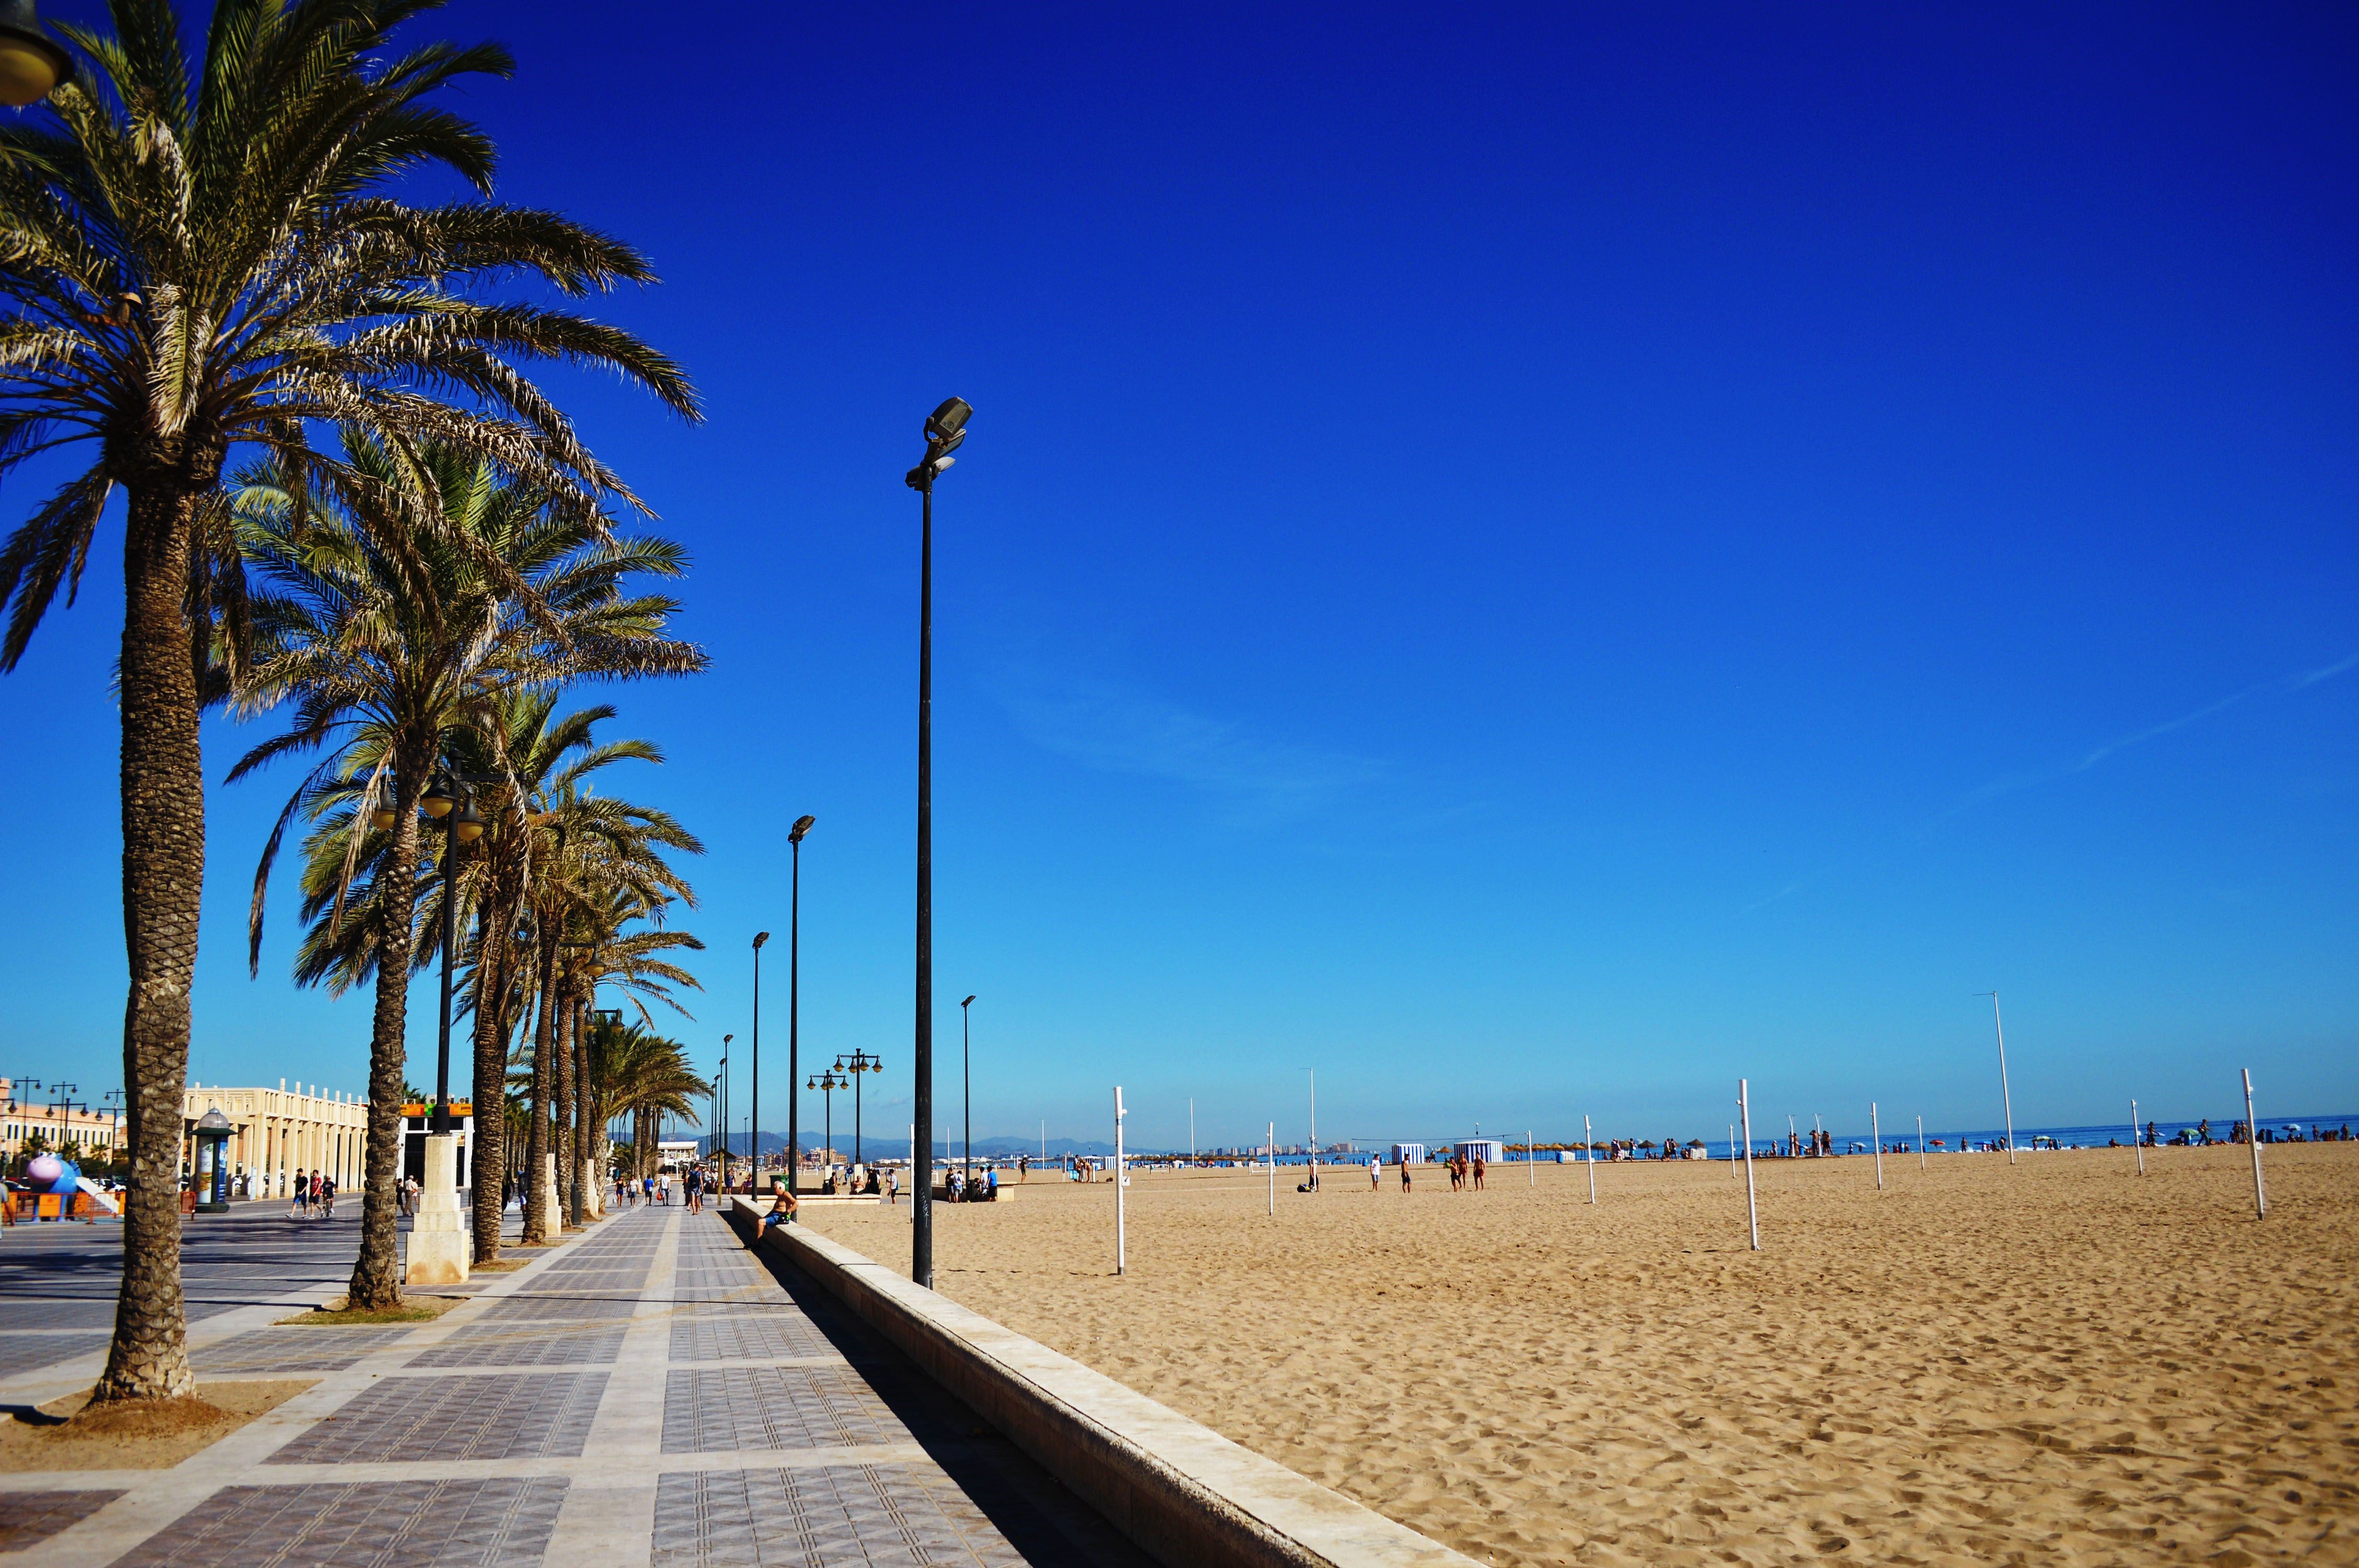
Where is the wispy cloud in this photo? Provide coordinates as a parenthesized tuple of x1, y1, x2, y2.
(1936, 651, 2358, 824)
(997, 670, 1383, 827)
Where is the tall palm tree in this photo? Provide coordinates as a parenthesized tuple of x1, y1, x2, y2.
(523, 797, 700, 1229)
(589, 1020, 707, 1182)
(0, 0, 694, 1400)
(231, 440, 701, 1307)
(444, 693, 658, 1261)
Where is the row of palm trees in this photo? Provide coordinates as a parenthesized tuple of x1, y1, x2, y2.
(0, 1, 702, 1402)
(233, 434, 707, 1300)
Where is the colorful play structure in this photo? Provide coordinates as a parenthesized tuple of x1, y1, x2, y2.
(5, 1150, 119, 1223)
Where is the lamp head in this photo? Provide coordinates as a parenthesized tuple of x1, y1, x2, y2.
(752, 931, 771, 950)
(420, 771, 457, 818)
(963, 995, 976, 1007)
(0, 0, 72, 109)
(453, 796, 486, 843)
(925, 397, 972, 441)
(789, 814, 815, 843)
(724, 1033, 734, 1046)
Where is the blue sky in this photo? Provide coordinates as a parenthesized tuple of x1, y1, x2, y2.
(2, 2, 2353, 1152)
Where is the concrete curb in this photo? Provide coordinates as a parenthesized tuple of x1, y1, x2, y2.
(728, 1198, 1478, 1568)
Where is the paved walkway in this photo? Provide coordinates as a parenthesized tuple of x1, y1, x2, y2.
(0, 1204, 1146, 1566)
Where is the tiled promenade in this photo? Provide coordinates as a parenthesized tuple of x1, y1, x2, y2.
(0, 1205, 1146, 1566)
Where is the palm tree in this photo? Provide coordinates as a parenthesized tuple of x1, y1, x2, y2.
(231, 441, 701, 1307)
(443, 692, 674, 1261)
(525, 801, 701, 1229)
(0, 0, 695, 1400)
(589, 1020, 707, 1183)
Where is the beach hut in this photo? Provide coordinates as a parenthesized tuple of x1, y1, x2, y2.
(1391, 1143, 1428, 1166)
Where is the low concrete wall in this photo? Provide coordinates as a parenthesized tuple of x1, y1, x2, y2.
(729, 1198, 1476, 1568)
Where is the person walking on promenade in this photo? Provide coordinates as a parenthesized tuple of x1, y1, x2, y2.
(320, 1174, 336, 1220)
(290, 1172, 307, 1219)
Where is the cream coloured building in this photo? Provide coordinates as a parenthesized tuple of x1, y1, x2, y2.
(182, 1079, 369, 1197)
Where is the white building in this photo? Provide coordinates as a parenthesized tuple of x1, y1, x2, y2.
(1390, 1143, 1427, 1166)
(656, 1139, 700, 1171)
(1458, 1139, 1505, 1165)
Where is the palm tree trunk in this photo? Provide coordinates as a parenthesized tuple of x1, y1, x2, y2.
(348, 755, 427, 1310)
(93, 480, 204, 1405)
(468, 908, 508, 1263)
(554, 975, 574, 1225)
(522, 935, 556, 1243)
(572, 989, 593, 1217)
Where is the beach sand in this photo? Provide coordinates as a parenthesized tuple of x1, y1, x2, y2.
(803, 1143, 2358, 1566)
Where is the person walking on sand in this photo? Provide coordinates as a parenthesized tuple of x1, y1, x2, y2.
(1401, 1159, 1413, 1192)
(1370, 1156, 1382, 1191)
(1472, 1153, 1486, 1190)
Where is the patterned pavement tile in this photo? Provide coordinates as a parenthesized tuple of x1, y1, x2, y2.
(669, 1313, 832, 1365)
(192, 1327, 414, 1375)
(407, 1323, 627, 1369)
(480, 1293, 639, 1323)
(649, 1467, 1026, 1567)
(661, 1367, 908, 1454)
(270, 1372, 609, 1463)
(0, 1330, 110, 1377)
(112, 1477, 567, 1567)
(0, 1488, 124, 1552)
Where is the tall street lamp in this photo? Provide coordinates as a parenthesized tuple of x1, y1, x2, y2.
(787, 814, 815, 1194)
(906, 395, 970, 1288)
(751, 933, 771, 1187)
(715, 1033, 731, 1192)
(838, 1050, 884, 1171)
(961, 995, 977, 1187)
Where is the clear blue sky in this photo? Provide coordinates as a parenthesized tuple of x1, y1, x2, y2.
(3, 3, 2353, 1152)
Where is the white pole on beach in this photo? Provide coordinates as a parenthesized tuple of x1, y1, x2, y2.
(1528, 1129, 1535, 1187)
(2242, 1069, 2265, 1219)
(1983, 990, 2017, 1165)
(1730, 1122, 1737, 1178)
(1113, 1086, 1127, 1275)
(1189, 1098, 1195, 1161)
(1584, 1114, 1596, 1203)
(1307, 1069, 1318, 1192)
(2131, 1098, 2144, 1176)
(1739, 1079, 1759, 1250)
(1871, 1103, 1883, 1189)
(1267, 1121, 1275, 1215)
(1916, 1115, 1926, 1172)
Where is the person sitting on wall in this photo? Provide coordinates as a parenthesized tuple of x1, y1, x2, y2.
(762, 1187, 798, 1231)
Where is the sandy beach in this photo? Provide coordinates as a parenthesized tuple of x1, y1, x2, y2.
(802, 1143, 2358, 1566)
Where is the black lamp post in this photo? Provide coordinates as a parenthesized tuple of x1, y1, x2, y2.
(787, 814, 815, 1194)
(421, 774, 486, 1136)
(0, 1, 73, 109)
(716, 1033, 732, 1192)
(807, 1067, 845, 1173)
(906, 395, 970, 1287)
(751, 932, 770, 1187)
(837, 1050, 883, 1171)
(961, 995, 977, 1189)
